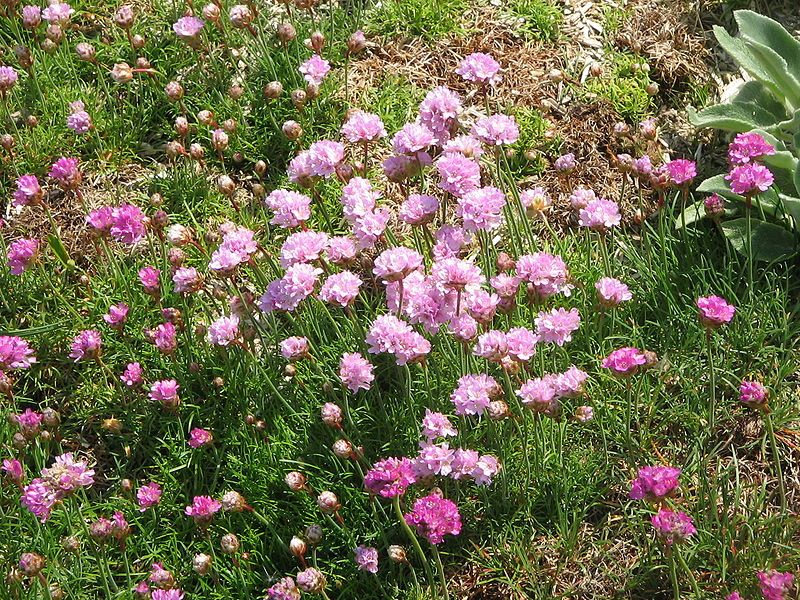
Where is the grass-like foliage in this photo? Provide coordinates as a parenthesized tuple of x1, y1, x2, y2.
(0, 1, 798, 600)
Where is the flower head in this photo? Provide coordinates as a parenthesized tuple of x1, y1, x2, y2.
(535, 307, 580, 346)
(354, 545, 379, 574)
(665, 159, 697, 186)
(728, 132, 775, 165)
(450, 373, 500, 416)
(697, 295, 735, 328)
(185, 495, 221, 523)
(69, 330, 102, 362)
(739, 380, 768, 406)
(0, 336, 36, 370)
(629, 466, 681, 501)
(578, 199, 621, 232)
(457, 186, 505, 232)
(421, 409, 458, 442)
(341, 111, 387, 143)
(471, 114, 519, 146)
(601, 347, 647, 376)
(49, 157, 81, 189)
(299, 54, 330, 86)
(595, 277, 632, 307)
(338, 352, 374, 392)
(173, 15, 204, 40)
(651, 509, 696, 545)
(137, 482, 162, 511)
(188, 428, 213, 448)
(726, 163, 774, 196)
(456, 53, 501, 86)
(13, 175, 42, 207)
(404, 493, 462, 545)
(757, 570, 794, 600)
(7, 238, 39, 275)
(364, 457, 416, 498)
(436, 153, 481, 198)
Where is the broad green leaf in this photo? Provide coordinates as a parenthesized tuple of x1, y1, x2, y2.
(743, 39, 800, 107)
(713, 26, 784, 100)
(795, 167, 800, 200)
(735, 11, 800, 76)
(674, 199, 705, 229)
(696, 175, 743, 201)
(727, 81, 787, 120)
(687, 103, 782, 133)
(47, 234, 71, 268)
(721, 218, 797, 262)
(778, 193, 800, 226)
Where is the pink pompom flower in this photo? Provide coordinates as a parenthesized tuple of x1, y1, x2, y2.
(364, 457, 416, 498)
(137, 482, 162, 511)
(578, 199, 621, 232)
(280, 336, 310, 361)
(185, 495, 221, 524)
(757, 570, 795, 600)
(339, 352, 374, 392)
(69, 330, 102, 362)
(696, 295, 735, 328)
(726, 163, 774, 197)
(354, 545, 379, 574)
(456, 52, 501, 86)
(7, 238, 39, 275)
(341, 111, 387, 144)
(13, 175, 42, 207)
(103, 303, 130, 329)
(665, 159, 696, 186)
(299, 54, 330, 86)
(457, 186, 505, 232)
(404, 493, 462, 545)
(601, 347, 647, 376)
(49, 157, 81, 190)
(651, 508, 696, 545)
(728, 132, 775, 166)
(739, 380, 768, 407)
(595, 277, 632, 307)
(629, 465, 681, 501)
(188, 428, 213, 448)
(450, 373, 500, 416)
(534, 307, 580, 346)
(471, 114, 519, 146)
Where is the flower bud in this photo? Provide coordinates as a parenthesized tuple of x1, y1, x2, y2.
(42, 407, 60, 427)
(574, 405, 594, 422)
(305, 82, 320, 100)
(229, 4, 253, 28)
(202, 3, 220, 21)
(165, 81, 184, 102)
(589, 62, 603, 77)
(213, 376, 225, 388)
(254, 160, 267, 178)
(111, 62, 134, 84)
(320, 403, 342, 428)
(309, 30, 325, 52)
(277, 22, 296, 44)
(296, 568, 326, 594)
(131, 34, 145, 49)
(387, 545, 407, 563)
(197, 109, 215, 126)
(211, 128, 229, 151)
(547, 68, 563, 83)
(289, 536, 307, 558)
(487, 400, 510, 420)
(168, 247, 185, 267)
(12, 432, 26, 450)
(120, 479, 133, 493)
(174, 116, 189, 137)
(264, 81, 283, 99)
(114, 5, 135, 29)
(229, 84, 244, 100)
(150, 193, 163, 207)
(347, 30, 366, 55)
(193, 553, 213, 575)
(305, 524, 323, 545)
(46, 24, 64, 43)
(41, 38, 58, 54)
(495, 252, 515, 272)
(15, 46, 33, 69)
(165, 141, 185, 158)
(703, 193, 724, 219)
(102, 418, 123, 433)
(221, 533, 240, 554)
(222, 118, 237, 133)
(282, 120, 302, 141)
(332, 438, 353, 459)
(291, 89, 307, 110)
(316, 491, 340, 514)
(0, 134, 14, 152)
(189, 143, 205, 160)
(645, 82, 659, 96)
(62, 536, 81, 553)
(217, 175, 235, 196)
(221, 490, 248, 512)
(285, 471, 306, 492)
(18, 553, 45, 577)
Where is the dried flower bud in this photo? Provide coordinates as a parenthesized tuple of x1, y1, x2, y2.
(264, 81, 283, 99)
(309, 30, 325, 52)
(165, 81, 184, 102)
(62, 536, 81, 553)
(221, 533, 240, 554)
(42, 407, 60, 427)
(18, 553, 45, 577)
(40, 38, 58, 54)
(168, 247, 186, 267)
(46, 24, 64, 43)
(547, 69, 563, 83)
(251, 183, 265, 199)
(229, 4, 253, 28)
(110, 62, 134, 83)
(102, 418, 123, 433)
(285, 471, 306, 492)
(221, 490, 248, 512)
(0, 134, 14, 152)
(131, 34, 145, 49)
(254, 160, 267, 178)
(15, 46, 33, 69)
(222, 118, 237, 133)
(289, 536, 307, 558)
(589, 63, 603, 77)
(12, 432, 27, 450)
(305, 82, 320, 100)
(202, 3, 220, 21)
(120, 479, 133, 493)
(165, 141, 185, 158)
(282, 120, 302, 141)
(332, 439, 353, 459)
(645, 82, 659, 96)
(388, 545, 407, 563)
(217, 175, 235, 197)
(277, 22, 296, 44)
(193, 553, 213, 575)
(487, 400, 510, 420)
(320, 403, 342, 428)
(229, 84, 244, 100)
(189, 143, 205, 160)
(496, 252, 515, 272)
(305, 524, 323, 545)
(347, 30, 366, 55)
(213, 376, 224, 388)
(26, 115, 38, 128)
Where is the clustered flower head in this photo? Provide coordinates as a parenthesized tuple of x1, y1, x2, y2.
(629, 465, 681, 501)
(757, 570, 795, 600)
(404, 493, 462, 545)
(651, 508, 696, 545)
(728, 132, 775, 165)
(456, 52, 501, 86)
(0, 336, 37, 370)
(601, 347, 647, 376)
(354, 545, 379, 574)
(726, 163, 774, 196)
(338, 352, 374, 392)
(697, 295, 736, 328)
(22, 453, 95, 522)
(364, 457, 416, 498)
(739, 380, 768, 407)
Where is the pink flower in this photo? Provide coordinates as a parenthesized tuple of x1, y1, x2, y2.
(554, 152, 576, 172)
(325, 236, 357, 265)
(516, 252, 571, 298)
(307, 140, 344, 177)
(2, 458, 24, 485)
(392, 122, 436, 155)
(444, 135, 483, 158)
(534, 307, 580, 346)
(365, 314, 411, 355)
(517, 378, 557, 413)
(338, 352, 374, 392)
(696, 295, 735, 328)
(188, 428, 213, 448)
(265, 190, 312, 229)
(757, 570, 794, 600)
(137, 482, 162, 511)
(149, 379, 180, 408)
(207, 315, 239, 346)
(139, 266, 161, 294)
(22, 6, 42, 28)
(210, 225, 258, 271)
(185, 495, 221, 523)
(150, 322, 177, 355)
(399, 194, 439, 225)
(48, 157, 81, 189)
(299, 54, 330, 86)
(651, 509, 696, 545)
(551, 366, 588, 397)
(726, 163, 774, 196)
(353, 208, 392, 250)
(42, 1, 73, 24)
(629, 466, 681, 501)
(456, 52, 500, 86)
(280, 336, 309, 361)
(665, 159, 696, 186)
(436, 153, 481, 198)
(373, 247, 422, 282)
(414, 443, 455, 478)
(364, 457, 416, 498)
(120, 362, 143, 387)
(433, 224, 469, 261)
(341, 111, 387, 143)
(0, 66, 19, 93)
(67, 101, 92, 134)
(13, 175, 42, 207)
(421, 409, 458, 442)
(432, 258, 485, 292)
(451, 448, 479, 480)
(267, 577, 300, 600)
(471, 454, 501, 485)
(280, 230, 329, 268)
(569, 186, 596, 210)
(320, 271, 362, 307)
(450, 373, 500, 416)
(41, 453, 95, 492)
(520, 186, 551, 215)
(728, 132, 775, 165)
(354, 545, 379, 574)
(601, 347, 646, 376)
(152, 590, 184, 600)
(595, 277, 632, 307)
(15, 408, 43, 434)
(418, 87, 461, 145)
(473, 330, 507, 362)
(7, 238, 39, 275)
(404, 493, 461, 545)
(172, 267, 203, 294)
(465, 289, 498, 324)
(69, 330, 102, 361)
(0, 336, 36, 370)
(21, 479, 58, 521)
(578, 199, 621, 231)
(87, 206, 115, 234)
(471, 114, 519, 146)
(341, 177, 380, 223)
(173, 15, 204, 40)
(103, 303, 129, 328)
(506, 327, 537, 362)
(739, 380, 767, 406)
(457, 186, 505, 232)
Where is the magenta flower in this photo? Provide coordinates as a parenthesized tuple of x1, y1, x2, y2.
(373, 247, 422, 282)
(726, 163, 774, 196)
(354, 545, 379, 574)
(728, 132, 775, 165)
(149, 379, 180, 408)
(551, 365, 589, 398)
(299, 54, 330, 86)
(457, 186, 505, 232)
(404, 493, 462, 545)
(436, 153, 481, 198)
(110, 203, 147, 244)
(152, 589, 184, 600)
(67, 100, 92, 134)
(137, 482, 162, 511)
(338, 352, 374, 392)
(0, 336, 36, 370)
(595, 277, 632, 307)
(629, 466, 681, 501)
(151, 322, 177, 355)
(516, 252, 571, 299)
(739, 380, 768, 406)
(757, 570, 794, 600)
(48, 157, 81, 189)
(352, 208, 391, 250)
(13, 175, 42, 207)
(267, 577, 300, 600)
(413, 442, 455, 478)
(471, 114, 519, 146)
(7, 238, 39, 275)
(2, 458, 24, 485)
(471, 454, 501, 486)
(188, 428, 213, 448)
(207, 315, 239, 346)
(280, 336, 310, 361)
(103, 302, 129, 329)
(0, 66, 19, 95)
(651, 508, 696, 545)
(450, 373, 500, 416)
(665, 159, 697, 186)
(15, 408, 43, 436)
(172, 266, 203, 294)
(451, 448, 479, 480)
(42, 453, 95, 492)
(601, 347, 647, 376)
(696, 295, 735, 328)
(120, 362, 144, 387)
(341, 111, 387, 143)
(418, 86, 461, 145)
(21, 479, 58, 522)
(534, 307, 580, 346)
(364, 457, 416, 498)
(421, 409, 458, 442)
(280, 230, 329, 268)
(456, 52, 500, 86)
(138, 266, 161, 294)
(185, 495, 222, 524)
(69, 329, 102, 361)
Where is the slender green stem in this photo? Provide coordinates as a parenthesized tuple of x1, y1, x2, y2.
(430, 545, 450, 600)
(674, 546, 701, 598)
(393, 496, 435, 587)
(764, 413, 787, 514)
(705, 330, 716, 430)
(669, 552, 681, 600)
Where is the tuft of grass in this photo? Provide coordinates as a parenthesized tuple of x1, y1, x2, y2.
(359, 75, 425, 135)
(506, 106, 560, 178)
(506, 0, 562, 42)
(365, 0, 469, 41)
(582, 51, 653, 122)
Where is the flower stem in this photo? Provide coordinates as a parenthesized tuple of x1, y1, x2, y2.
(393, 496, 435, 587)
(705, 329, 716, 430)
(764, 412, 787, 514)
(430, 545, 450, 600)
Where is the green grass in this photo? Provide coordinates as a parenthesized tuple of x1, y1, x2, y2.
(506, 0, 562, 42)
(582, 51, 653, 122)
(365, 0, 469, 41)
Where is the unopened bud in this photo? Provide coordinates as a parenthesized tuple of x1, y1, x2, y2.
(282, 120, 302, 141)
(285, 471, 306, 492)
(277, 22, 296, 44)
(290, 536, 307, 558)
(291, 89, 307, 110)
(316, 491, 340, 514)
(193, 553, 213, 575)
(347, 30, 366, 55)
(217, 175, 235, 196)
(332, 438, 353, 459)
(165, 81, 184, 102)
(197, 109, 215, 126)
(131, 34, 145, 49)
(388, 545, 407, 563)
(220, 533, 240, 554)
